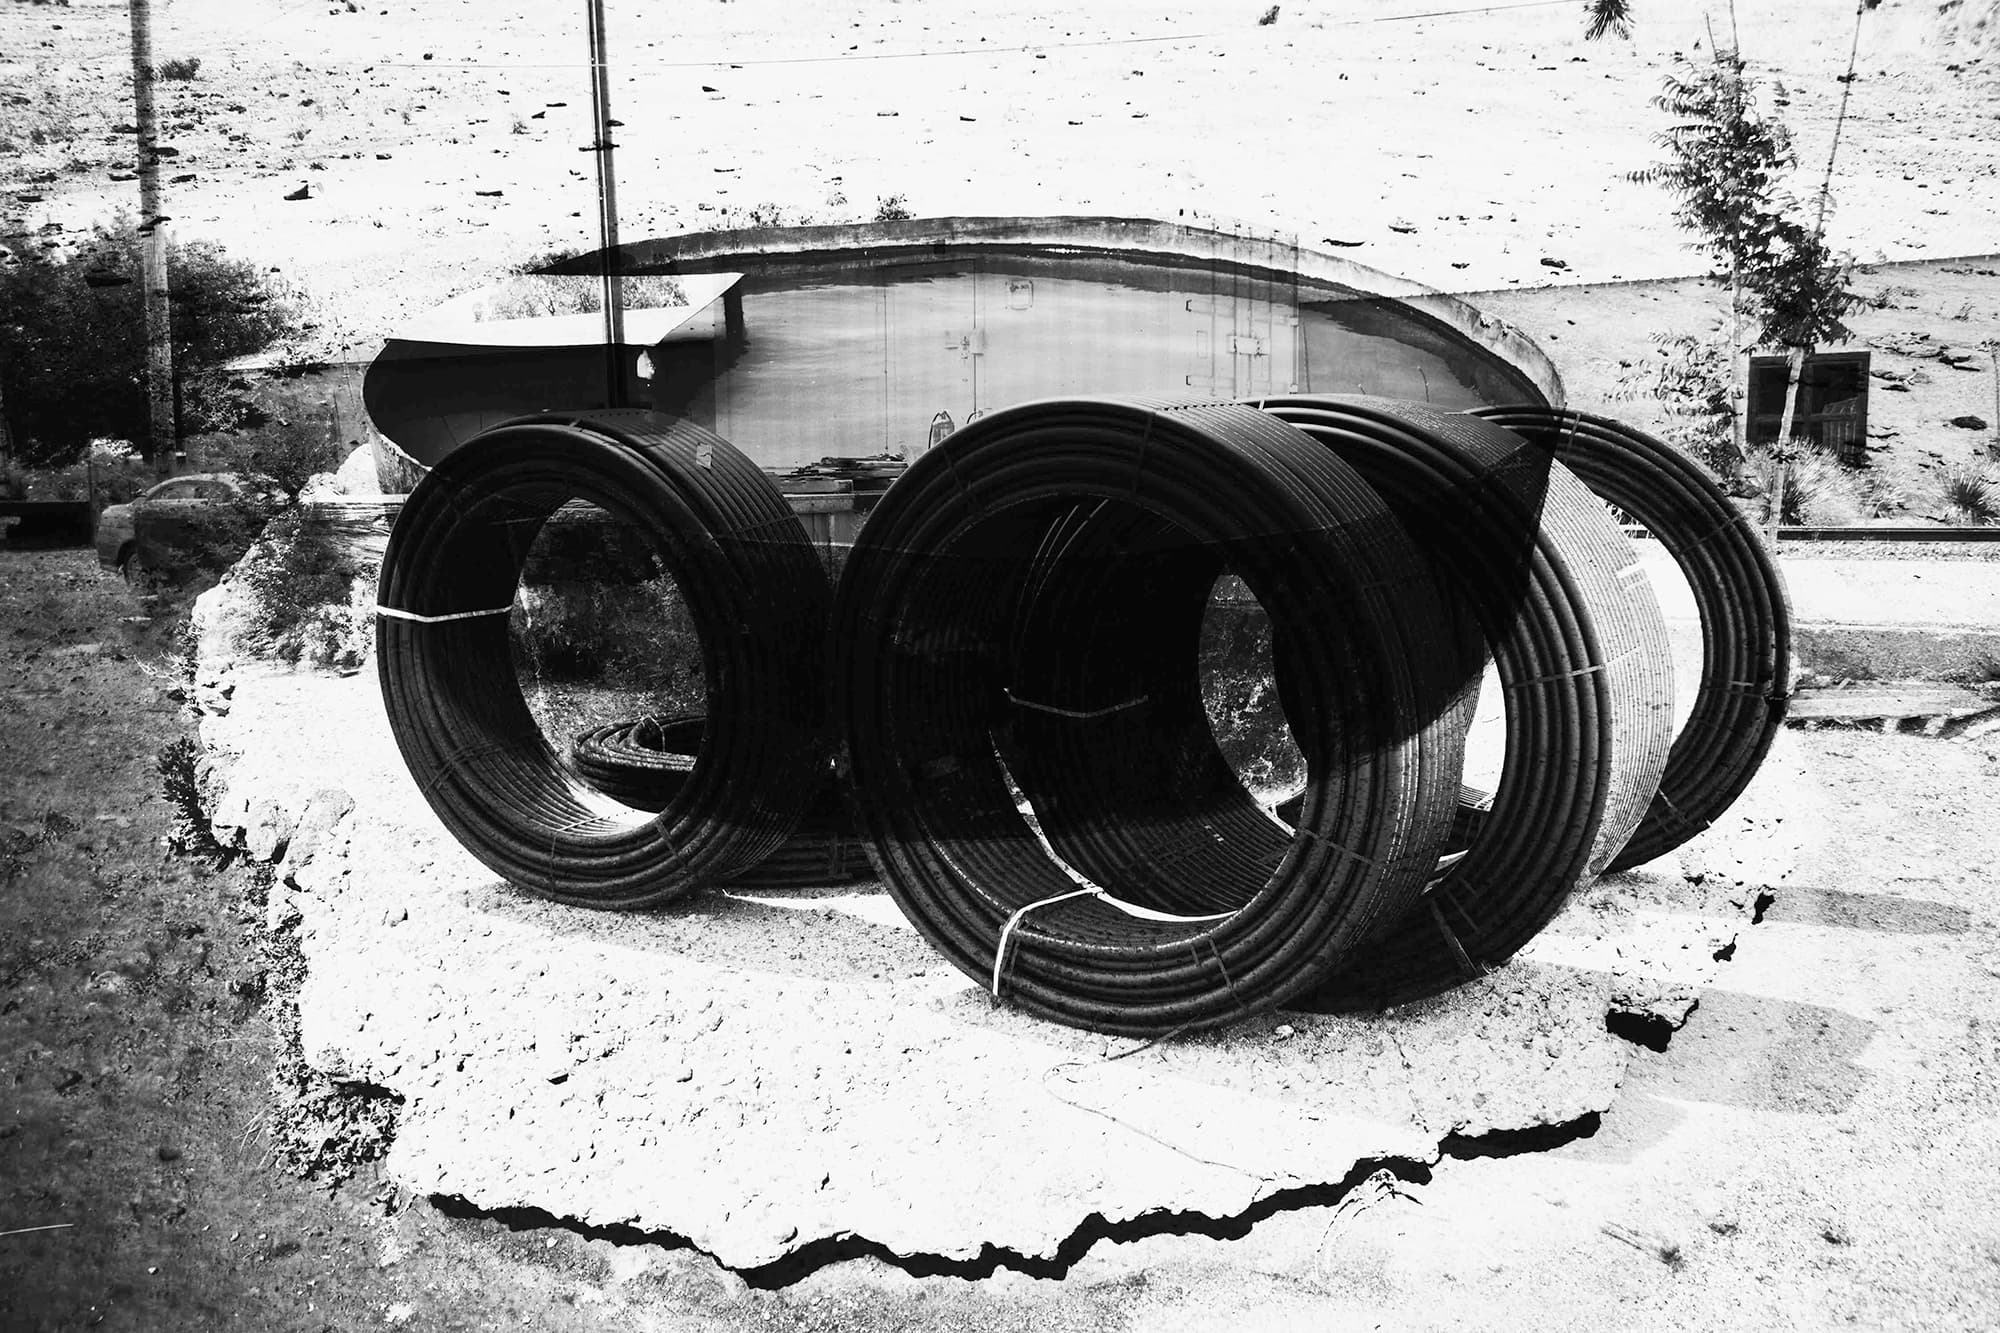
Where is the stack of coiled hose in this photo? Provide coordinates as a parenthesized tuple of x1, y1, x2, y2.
(570, 713, 873, 887)
(1249, 397, 1675, 1009)
(1467, 406, 1791, 870)
(376, 410, 831, 909)
(376, 395, 1788, 1036)
(830, 399, 1472, 1034)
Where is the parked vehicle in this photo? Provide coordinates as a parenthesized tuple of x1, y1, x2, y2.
(0, 499, 94, 549)
(94, 473, 266, 584)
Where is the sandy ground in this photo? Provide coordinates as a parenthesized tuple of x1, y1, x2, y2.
(3, 0, 1997, 368)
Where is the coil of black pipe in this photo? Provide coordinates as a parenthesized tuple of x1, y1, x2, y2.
(570, 714, 874, 888)
(989, 458, 1482, 921)
(376, 409, 832, 909)
(1003, 395, 1673, 1007)
(1469, 405, 1791, 871)
(833, 396, 1470, 1036)
(570, 714, 703, 810)
(1249, 397, 1675, 1007)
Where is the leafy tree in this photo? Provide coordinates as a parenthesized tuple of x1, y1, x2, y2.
(1629, 47, 1853, 478)
(1583, 0, 1634, 42)
(1629, 48, 1796, 309)
(0, 217, 290, 467)
(1748, 217, 1856, 456)
(1616, 332, 1737, 475)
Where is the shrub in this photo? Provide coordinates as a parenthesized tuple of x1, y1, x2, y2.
(509, 509, 708, 719)
(157, 736, 228, 860)
(1941, 465, 1998, 525)
(510, 243, 586, 274)
(1615, 331, 1738, 476)
(233, 511, 372, 668)
(874, 194, 912, 222)
(156, 57, 201, 81)
(454, 273, 690, 322)
(1740, 445, 1867, 526)
(0, 218, 291, 467)
(131, 491, 268, 590)
(204, 414, 349, 506)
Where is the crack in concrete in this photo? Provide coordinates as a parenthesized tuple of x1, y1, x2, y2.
(1604, 1003, 1696, 1054)
(1601, 869, 1782, 1054)
(425, 1113, 1605, 1288)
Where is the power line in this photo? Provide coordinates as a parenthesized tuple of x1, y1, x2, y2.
(1814, 0, 1868, 240)
(363, 0, 1575, 73)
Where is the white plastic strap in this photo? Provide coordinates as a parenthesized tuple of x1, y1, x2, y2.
(375, 604, 515, 624)
(1004, 688, 1149, 721)
(1098, 896, 1237, 925)
(991, 887, 1099, 997)
(990, 885, 1236, 997)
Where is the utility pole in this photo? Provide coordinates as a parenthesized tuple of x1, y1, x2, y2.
(129, 0, 176, 477)
(586, 0, 625, 409)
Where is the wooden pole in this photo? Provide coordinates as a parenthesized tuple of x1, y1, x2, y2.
(586, 0, 625, 409)
(129, 0, 176, 477)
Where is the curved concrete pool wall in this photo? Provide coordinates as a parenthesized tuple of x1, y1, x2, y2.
(598, 214, 1565, 407)
(364, 216, 1562, 481)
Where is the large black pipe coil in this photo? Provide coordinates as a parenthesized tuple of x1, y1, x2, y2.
(570, 714, 874, 888)
(993, 495, 1479, 918)
(1468, 406, 1791, 871)
(1252, 397, 1675, 1006)
(831, 398, 1471, 1035)
(1004, 396, 1675, 1008)
(376, 410, 832, 909)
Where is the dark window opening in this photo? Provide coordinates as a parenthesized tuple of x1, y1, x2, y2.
(1747, 350, 1871, 465)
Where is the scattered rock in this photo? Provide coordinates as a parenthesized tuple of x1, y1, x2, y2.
(243, 795, 300, 863)
(1539, 256, 1569, 269)
(283, 184, 310, 201)
(1941, 346, 1987, 369)
(265, 890, 302, 933)
(1948, 415, 1990, 431)
(278, 786, 355, 889)
(1871, 331, 1940, 357)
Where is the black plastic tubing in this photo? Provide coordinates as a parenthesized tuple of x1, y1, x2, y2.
(376, 410, 831, 909)
(1469, 406, 1791, 871)
(831, 397, 1467, 1036)
(1250, 397, 1675, 1008)
(571, 713, 873, 888)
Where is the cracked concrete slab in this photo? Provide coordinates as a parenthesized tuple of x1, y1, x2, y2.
(194, 598, 1807, 1276)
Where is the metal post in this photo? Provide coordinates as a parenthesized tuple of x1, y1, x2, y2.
(1989, 340, 1999, 462)
(586, 0, 625, 409)
(130, 0, 176, 477)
